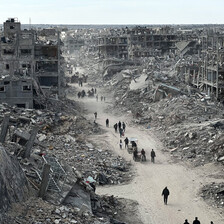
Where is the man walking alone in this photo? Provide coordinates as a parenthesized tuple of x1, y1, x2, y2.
(162, 186, 170, 205)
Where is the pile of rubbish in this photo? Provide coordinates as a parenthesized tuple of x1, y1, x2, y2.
(200, 183, 224, 208)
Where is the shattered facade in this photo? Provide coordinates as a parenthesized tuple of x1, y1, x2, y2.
(0, 18, 62, 108)
(98, 26, 178, 61)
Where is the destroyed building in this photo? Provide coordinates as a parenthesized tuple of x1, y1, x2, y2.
(0, 18, 63, 108)
(198, 33, 224, 99)
(98, 26, 179, 63)
(176, 30, 224, 100)
(98, 36, 128, 60)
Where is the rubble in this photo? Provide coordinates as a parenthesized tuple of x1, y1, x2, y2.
(201, 183, 224, 208)
(0, 90, 133, 223)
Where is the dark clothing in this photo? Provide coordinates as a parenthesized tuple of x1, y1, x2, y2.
(151, 150, 156, 163)
(162, 187, 170, 205)
(133, 148, 138, 161)
(132, 141, 137, 148)
(124, 137, 129, 148)
(119, 128, 123, 137)
(122, 122, 126, 132)
(193, 219, 200, 224)
(141, 149, 146, 161)
(114, 123, 118, 132)
(118, 121, 121, 129)
(106, 119, 109, 127)
(184, 221, 189, 224)
(151, 150, 155, 158)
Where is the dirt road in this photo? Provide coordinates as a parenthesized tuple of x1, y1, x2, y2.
(69, 83, 224, 224)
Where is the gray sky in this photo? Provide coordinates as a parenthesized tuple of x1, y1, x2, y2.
(1, 0, 223, 24)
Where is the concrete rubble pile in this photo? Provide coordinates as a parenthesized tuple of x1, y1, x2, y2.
(103, 55, 224, 167)
(2, 195, 132, 224)
(98, 48, 224, 208)
(200, 183, 224, 208)
(0, 146, 29, 223)
(0, 97, 132, 223)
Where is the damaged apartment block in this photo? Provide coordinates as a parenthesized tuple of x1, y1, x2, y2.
(0, 18, 63, 109)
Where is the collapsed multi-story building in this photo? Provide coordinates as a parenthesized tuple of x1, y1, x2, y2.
(198, 33, 224, 99)
(98, 36, 128, 60)
(98, 26, 178, 61)
(0, 18, 62, 108)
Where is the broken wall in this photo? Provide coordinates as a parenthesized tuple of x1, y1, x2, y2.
(0, 145, 29, 220)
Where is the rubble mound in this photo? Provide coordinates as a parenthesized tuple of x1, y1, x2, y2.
(201, 183, 224, 208)
(0, 146, 29, 217)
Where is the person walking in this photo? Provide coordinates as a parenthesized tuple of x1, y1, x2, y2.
(106, 118, 109, 127)
(101, 96, 103, 101)
(119, 128, 123, 137)
(122, 122, 126, 132)
(151, 149, 156, 163)
(124, 137, 129, 148)
(118, 121, 121, 130)
(141, 148, 146, 161)
(183, 219, 189, 224)
(94, 112, 97, 120)
(119, 140, 123, 149)
(162, 186, 170, 205)
(192, 217, 200, 224)
(96, 94, 98, 101)
(114, 123, 118, 133)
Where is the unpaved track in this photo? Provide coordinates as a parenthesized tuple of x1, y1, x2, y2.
(69, 83, 224, 224)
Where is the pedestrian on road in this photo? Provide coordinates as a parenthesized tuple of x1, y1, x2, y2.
(96, 94, 98, 101)
(94, 112, 97, 119)
(183, 219, 189, 224)
(101, 96, 103, 101)
(95, 88, 97, 94)
(122, 122, 126, 132)
(119, 128, 123, 137)
(118, 121, 121, 130)
(104, 96, 106, 101)
(192, 217, 200, 224)
(162, 186, 170, 205)
(106, 118, 109, 127)
(124, 137, 129, 148)
(151, 149, 156, 163)
(114, 123, 118, 133)
(119, 140, 123, 149)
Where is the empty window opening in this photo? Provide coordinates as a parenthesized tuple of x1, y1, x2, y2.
(16, 104, 26, 108)
(22, 85, 31, 91)
(21, 49, 31, 54)
(0, 86, 5, 92)
(6, 64, 9, 69)
(10, 26, 15, 29)
(4, 81, 10, 85)
(3, 49, 14, 55)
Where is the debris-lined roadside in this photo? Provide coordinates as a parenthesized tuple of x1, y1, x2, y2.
(0, 95, 136, 223)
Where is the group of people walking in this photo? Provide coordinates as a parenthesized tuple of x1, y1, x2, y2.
(96, 94, 105, 102)
(183, 217, 214, 224)
(77, 89, 86, 98)
(113, 121, 126, 137)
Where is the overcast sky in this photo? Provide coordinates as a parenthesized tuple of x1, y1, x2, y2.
(1, 0, 223, 25)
